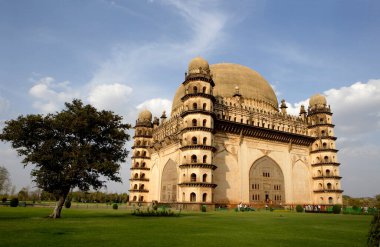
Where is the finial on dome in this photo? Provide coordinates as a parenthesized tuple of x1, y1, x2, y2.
(280, 99, 287, 114)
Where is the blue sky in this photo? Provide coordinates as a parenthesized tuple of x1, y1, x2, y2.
(0, 0, 379, 197)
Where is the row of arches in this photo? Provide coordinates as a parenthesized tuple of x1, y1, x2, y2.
(315, 155, 336, 163)
(132, 196, 144, 202)
(134, 151, 148, 157)
(190, 85, 208, 94)
(188, 192, 207, 202)
(190, 136, 207, 145)
(320, 196, 334, 204)
(191, 118, 208, 127)
(132, 184, 146, 190)
(189, 102, 209, 111)
(135, 129, 151, 136)
(134, 162, 147, 168)
(189, 173, 207, 183)
(133, 173, 146, 179)
(184, 154, 208, 164)
(317, 182, 339, 190)
(135, 140, 150, 146)
(316, 169, 338, 176)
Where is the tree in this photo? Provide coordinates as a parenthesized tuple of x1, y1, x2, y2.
(0, 166, 11, 194)
(0, 99, 130, 218)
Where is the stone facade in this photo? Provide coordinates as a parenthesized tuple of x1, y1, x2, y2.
(129, 57, 343, 207)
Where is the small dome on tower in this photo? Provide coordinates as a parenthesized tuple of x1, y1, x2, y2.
(138, 109, 152, 122)
(309, 93, 327, 107)
(188, 56, 210, 74)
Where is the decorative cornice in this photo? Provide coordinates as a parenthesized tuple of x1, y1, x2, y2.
(131, 156, 151, 160)
(215, 119, 315, 146)
(129, 178, 150, 182)
(181, 127, 213, 133)
(129, 189, 149, 193)
(179, 182, 217, 188)
(179, 163, 217, 170)
(180, 145, 216, 152)
(310, 148, 338, 154)
(181, 93, 215, 102)
(311, 162, 340, 167)
(313, 189, 343, 193)
(312, 176, 342, 180)
(180, 110, 216, 118)
(133, 135, 152, 139)
(183, 74, 215, 86)
(308, 123, 335, 128)
(130, 167, 150, 171)
(308, 108, 333, 116)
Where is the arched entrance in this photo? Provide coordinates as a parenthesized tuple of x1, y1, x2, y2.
(160, 159, 178, 202)
(249, 156, 285, 205)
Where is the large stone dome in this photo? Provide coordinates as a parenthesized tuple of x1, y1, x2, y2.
(138, 109, 152, 122)
(309, 93, 327, 107)
(172, 63, 278, 114)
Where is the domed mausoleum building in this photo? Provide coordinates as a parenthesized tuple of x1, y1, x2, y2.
(129, 57, 343, 209)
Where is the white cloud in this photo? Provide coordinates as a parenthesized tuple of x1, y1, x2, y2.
(136, 98, 172, 118)
(88, 83, 133, 113)
(286, 99, 309, 116)
(89, 1, 229, 87)
(28, 77, 79, 113)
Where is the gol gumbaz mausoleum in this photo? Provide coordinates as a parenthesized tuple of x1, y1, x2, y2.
(129, 57, 343, 209)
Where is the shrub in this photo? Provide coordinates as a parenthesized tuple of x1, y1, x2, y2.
(65, 199, 72, 208)
(296, 205, 303, 213)
(10, 198, 19, 207)
(332, 204, 341, 214)
(112, 203, 118, 210)
(201, 205, 207, 212)
(1, 197, 7, 203)
(367, 212, 380, 247)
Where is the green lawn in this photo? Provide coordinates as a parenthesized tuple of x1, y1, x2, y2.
(0, 207, 371, 247)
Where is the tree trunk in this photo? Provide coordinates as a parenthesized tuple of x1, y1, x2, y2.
(49, 193, 68, 219)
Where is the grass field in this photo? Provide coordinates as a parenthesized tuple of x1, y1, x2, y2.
(0, 207, 371, 247)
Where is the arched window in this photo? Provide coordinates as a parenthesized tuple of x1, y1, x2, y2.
(142, 162, 146, 167)
(203, 155, 207, 163)
(192, 119, 197, 127)
(133, 184, 138, 190)
(190, 192, 196, 202)
(136, 140, 141, 145)
(142, 151, 146, 157)
(321, 130, 326, 136)
(135, 162, 139, 168)
(319, 183, 323, 189)
(202, 119, 207, 127)
(133, 196, 137, 201)
(318, 170, 322, 175)
(326, 169, 331, 176)
(136, 151, 140, 156)
(139, 196, 144, 202)
(134, 173, 138, 179)
(193, 86, 198, 94)
(203, 103, 206, 110)
(193, 103, 198, 110)
(324, 156, 329, 162)
(327, 183, 332, 189)
(191, 173, 197, 182)
(191, 155, 197, 163)
(202, 174, 207, 182)
(140, 184, 145, 190)
(202, 87, 206, 93)
(203, 137, 207, 145)
(328, 197, 333, 204)
(323, 142, 327, 148)
(141, 173, 145, 179)
(202, 193, 207, 202)
(192, 136, 197, 145)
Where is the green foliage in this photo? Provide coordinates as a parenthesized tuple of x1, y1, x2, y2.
(332, 204, 342, 214)
(1, 197, 6, 203)
(0, 166, 11, 194)
(132, 207, 179, 217)
(9, 197, 18, 207)
(296, 205, 303, 213)
(112, 203, 118, 210)
(368, 212, 380, 247)
(65, 199, 72, 209)
(0, 99, 130, 218)
(201, 205, 207, 212)
(352, 205, 359, 211)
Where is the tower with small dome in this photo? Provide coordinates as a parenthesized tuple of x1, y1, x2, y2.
(129, 57, 343, 209)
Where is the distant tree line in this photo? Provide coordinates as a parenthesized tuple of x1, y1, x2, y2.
(1, 188, 129, 204)
(343, 195, 380, 208)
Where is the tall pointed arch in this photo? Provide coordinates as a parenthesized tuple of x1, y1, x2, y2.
(160, 159, 178, 203)
(249, 156, 285, 204)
